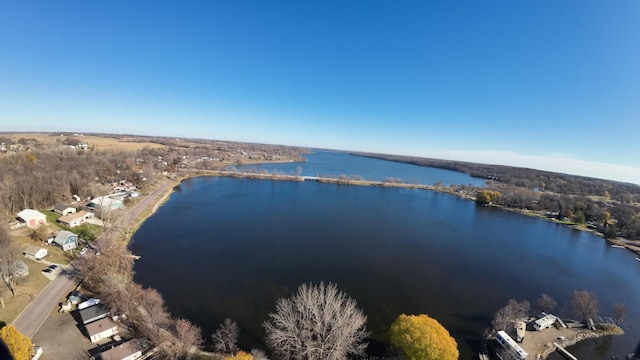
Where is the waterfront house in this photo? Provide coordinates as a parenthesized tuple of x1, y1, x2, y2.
(85, 317, 118, 343)
(79, 304, 109, 325)
(58, 210, 94, 228)
(53, 230, 78, 251)
(16, 209, 46, 228)
(23, 245, 47, 260)
(53, 204, 76, 216)
(98, 340, 143, 360)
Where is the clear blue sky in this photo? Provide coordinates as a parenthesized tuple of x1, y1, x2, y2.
(1, 1, 639, 183)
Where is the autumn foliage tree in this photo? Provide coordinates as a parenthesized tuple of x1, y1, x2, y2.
(225, 351, 254, 360)
(0, 324, 32, 360)
(390, 314, 459, 360)
(475, 190, 503, 206)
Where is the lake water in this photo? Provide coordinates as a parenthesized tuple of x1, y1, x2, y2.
(132, 156, 640, 359)
(231, 151, 486, 186)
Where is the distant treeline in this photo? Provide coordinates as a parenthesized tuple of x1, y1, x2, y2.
(353, 152, 640, 198)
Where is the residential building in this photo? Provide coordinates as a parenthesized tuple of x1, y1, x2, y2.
(99, 340, 143, 360)
(53, 204, 76, 216)
(79, 304, 109, 325)
(53, 230, 78, 251)
(86, 317, 118, 343)
(23, 246, 48, 260)
(90, 196, 123, 211)
(58, 210, 94, 228)
(16, 209, 46, 228)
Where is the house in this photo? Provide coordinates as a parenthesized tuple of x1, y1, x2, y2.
(90, 196, 123, 211)
(79, 304, 109, 325)
(99, 340, 143, 360)
(53, 204, 76, 216)
(16, 209, 46, 229)
(85, 317, 118, 343)
(23, 246, 48, 260)
(58, 210, 94, 228)
(53, 230, 78, 251)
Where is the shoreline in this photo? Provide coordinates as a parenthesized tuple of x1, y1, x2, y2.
(152, 170, 640, 257)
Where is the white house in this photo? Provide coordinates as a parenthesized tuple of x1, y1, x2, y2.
(99, 340, 142, 360)
(90, 196, 123, 211)
(53, 230, 78, 251)
(16, 209, 46, 228)
(23, 245, 48, 260)
(58, 210, 94, 228)
(53, 204, 76, 216)
(86, 317, 118, 343)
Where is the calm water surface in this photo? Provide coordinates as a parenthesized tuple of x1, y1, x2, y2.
(132, 177, 640, 359)
(231, 151, 486, 186)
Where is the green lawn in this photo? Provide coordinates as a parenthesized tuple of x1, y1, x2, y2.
(42, 210, 65, 230)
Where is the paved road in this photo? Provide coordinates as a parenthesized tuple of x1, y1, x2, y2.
(12, 179, 174, 338)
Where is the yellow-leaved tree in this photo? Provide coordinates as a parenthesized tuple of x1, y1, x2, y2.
(390, 314, 459, 360)
(0, 324, 32, 360)
(225, 351, 254, 360)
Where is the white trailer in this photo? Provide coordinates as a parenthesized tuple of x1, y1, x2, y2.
(533, 314, 556, 331)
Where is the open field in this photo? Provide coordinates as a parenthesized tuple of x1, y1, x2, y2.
(5, 132, 166, 151)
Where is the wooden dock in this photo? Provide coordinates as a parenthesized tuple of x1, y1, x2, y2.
(553, 342, 577, 360)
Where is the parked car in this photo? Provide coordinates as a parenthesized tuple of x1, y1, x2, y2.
(32, 345, 43, 360)
(41, 268, 52, 273)
(79, 247, 88, 255)
(48, 264, 58, 270)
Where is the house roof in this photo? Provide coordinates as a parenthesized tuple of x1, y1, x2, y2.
(91, 196, 121, 207)
(79, 304, 109, 324)
(53, 230, 77, 246)
(24, 245, 45, 255)
(85, 317, 117, 337)
(100, 340, 141, 360)
(54, 204, 74, 212)
(59, 210, 89, 223)
(17, 209, 46, 221)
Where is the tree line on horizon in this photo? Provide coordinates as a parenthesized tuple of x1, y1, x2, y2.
(352, 152, 640, 240)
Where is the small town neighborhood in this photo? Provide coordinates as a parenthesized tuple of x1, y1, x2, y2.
(7, 181, 152, 360)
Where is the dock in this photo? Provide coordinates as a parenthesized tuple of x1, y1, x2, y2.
(553, 342, 577, 360)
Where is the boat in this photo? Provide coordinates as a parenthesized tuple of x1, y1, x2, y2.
(611, 245, 625, 248)
(636, 258, 640, 262)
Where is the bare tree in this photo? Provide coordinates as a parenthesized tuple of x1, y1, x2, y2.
(492, 299, 530, 332)
(613, 303, 626, 325)
(172, 318, 203, 357)
(0, 225, 22, 297)
(263, 282, 369, 360)
(571, 290, 599, 322)
(537, 293, 557, 313)
(211, 318, 239, 353)
(70, 235, 134, 294)
(251, 349, 270, 360)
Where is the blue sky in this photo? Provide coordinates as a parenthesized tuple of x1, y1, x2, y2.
(1, 1, 639, 184)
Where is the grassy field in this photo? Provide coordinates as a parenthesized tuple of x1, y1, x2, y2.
(0, 258, 53, 324)
(6, 133, 166, 151)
